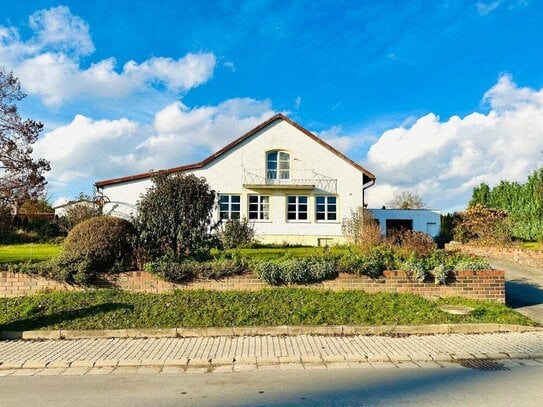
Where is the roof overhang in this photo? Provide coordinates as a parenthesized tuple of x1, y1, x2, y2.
(95, 113, 376, 188)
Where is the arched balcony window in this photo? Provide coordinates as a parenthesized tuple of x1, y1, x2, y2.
(266, 150, 290, 180)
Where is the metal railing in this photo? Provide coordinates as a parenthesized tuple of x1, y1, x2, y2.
(243, 169, 337, 193)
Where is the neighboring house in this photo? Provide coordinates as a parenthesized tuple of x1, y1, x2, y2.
(53, 199, 98, 218)
(370, 208, 442, 238)
(95, 113, 376, 246)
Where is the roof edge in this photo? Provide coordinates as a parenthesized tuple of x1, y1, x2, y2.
(95, 113, 376, 188)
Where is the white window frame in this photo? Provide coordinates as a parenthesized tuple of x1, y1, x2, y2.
(248, 195, 270, 220)
(315, 195, 337, 222)
(266, 150, 290, 180)
(287, 195, 308, 221)
(218, 194, 241, 220)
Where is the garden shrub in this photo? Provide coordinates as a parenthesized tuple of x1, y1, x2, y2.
(219, 218, 255, 249)
(432, 264, 449, 285)
(337, 247, 397, 278)
(63, 216, 136, 274)
(144, 255, 249, 283)
(452, 257, 490, 271)
(253, 256, 337, 285)
(342, 206, 382, 247)
(8, 252, 96, 286)
(134, 173, 218, 260)
(401, 257, 427, 282)
(386, 229, 437, 258)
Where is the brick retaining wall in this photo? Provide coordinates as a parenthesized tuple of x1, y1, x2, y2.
(0, 269, 505, 302)
(448, 243, 543, 270)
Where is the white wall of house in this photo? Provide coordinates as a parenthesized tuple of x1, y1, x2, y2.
(369, 209, 442, 237)
(99, 118, 371, 246)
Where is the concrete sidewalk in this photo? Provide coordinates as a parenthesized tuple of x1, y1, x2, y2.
(1, 331, 543, 376)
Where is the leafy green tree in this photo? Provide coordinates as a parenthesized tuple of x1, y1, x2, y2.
(468, 183, 491, 207)
(468, 168, 543, 241)
(134, 173, 218, 260)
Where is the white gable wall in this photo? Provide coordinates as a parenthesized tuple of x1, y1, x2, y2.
(100, 119, 367, 245)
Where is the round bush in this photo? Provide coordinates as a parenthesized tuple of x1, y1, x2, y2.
(63, 216, 135, 273)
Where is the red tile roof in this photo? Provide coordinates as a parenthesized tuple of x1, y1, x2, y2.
(95, 113, 376, 188)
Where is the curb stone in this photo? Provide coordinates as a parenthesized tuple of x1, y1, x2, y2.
(1, 323, 541, 341)
(2, 353, 543, 373)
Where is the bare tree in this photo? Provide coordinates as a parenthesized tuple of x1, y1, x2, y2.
(388, 191, 424, 209)
(0, 68, 50, 214)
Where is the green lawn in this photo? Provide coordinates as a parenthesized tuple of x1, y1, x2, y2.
(0, 289, 534, 331)
(0, 243, 62, 264)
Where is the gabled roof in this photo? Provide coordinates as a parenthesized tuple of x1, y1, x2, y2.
(95, 113, 376, 188)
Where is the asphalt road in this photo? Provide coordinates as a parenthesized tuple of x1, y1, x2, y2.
(1, 362, 542, 406)
(489, 258, 543, 324)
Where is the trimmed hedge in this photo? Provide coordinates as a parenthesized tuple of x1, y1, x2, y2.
(64, 216, 135, 273)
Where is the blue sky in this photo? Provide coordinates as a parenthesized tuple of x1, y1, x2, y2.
(1, 0, 543, 211)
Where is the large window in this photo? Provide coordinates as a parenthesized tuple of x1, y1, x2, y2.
(219, 194, 241, 220)
(266, 151, 290, 180)
(316, 196, 337, 221)
(248, 195, 270, 220)
(287, 195, 308, 220)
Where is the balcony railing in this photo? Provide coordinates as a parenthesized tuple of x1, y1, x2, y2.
(243, 169, 337, 193)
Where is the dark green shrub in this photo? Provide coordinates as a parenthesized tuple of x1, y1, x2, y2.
(134, 173, 218, 260)
(63, 216, 135, 273)
(144, 255, 249, 283)
(252, 256, 337, 285)
(219, 218, 255, 249)
(8, 252, 96, 286)
(144, 258, 196, 282)
(338, 247, 397, 278)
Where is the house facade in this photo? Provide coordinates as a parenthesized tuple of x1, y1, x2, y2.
(95, 114, 376, 246)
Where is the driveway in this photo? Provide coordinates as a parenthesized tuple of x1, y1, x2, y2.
(488, 258, 543, 324)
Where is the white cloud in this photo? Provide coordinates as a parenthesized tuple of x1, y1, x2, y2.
(317, 125, 376, 154)
(28, 6, 94, 56)
(33, 114, 144, 184)
(142, 98, 275, 166)
(0, 6, 216, 106)
(365, 75, 543, 211)
(476, 1, 502, 16)
(34, 98, 275, 197)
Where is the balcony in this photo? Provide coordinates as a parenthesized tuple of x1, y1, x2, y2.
(243, 169, 337, 193)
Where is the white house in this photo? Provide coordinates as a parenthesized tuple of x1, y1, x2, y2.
(370, 209, 442, 238)
(95, 114, 376, 246)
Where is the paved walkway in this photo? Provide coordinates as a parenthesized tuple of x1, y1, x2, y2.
(1, 331, 542, 376)
(489, 258, 543, 324)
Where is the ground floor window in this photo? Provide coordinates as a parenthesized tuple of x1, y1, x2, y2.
(248, 195, 270, 220)
(218, 194, 240, 220)
(287, 195, 308, 220)
(316, 196, 337, 221)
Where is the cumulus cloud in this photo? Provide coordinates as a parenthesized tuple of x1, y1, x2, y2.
(0, 6, 216, 106)
(365, 75, 543, 211)
(317, 125, 376, 154)
(34, 98, 275, 195)
(33, 115, 144, 185)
